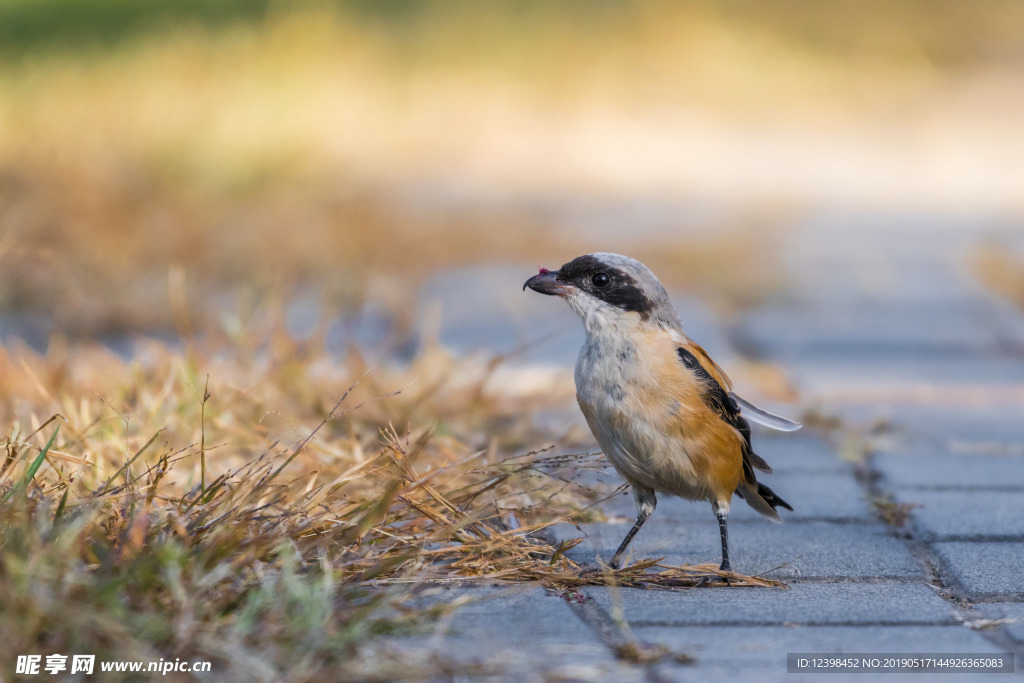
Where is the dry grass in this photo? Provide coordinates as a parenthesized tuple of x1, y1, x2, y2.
(0, 319, 785, 679)
(871, 496, 922, 528)
(0, 327, 574, 679)
(969, 243, 1024, 312)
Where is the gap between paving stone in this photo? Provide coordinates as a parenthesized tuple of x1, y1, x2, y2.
(931, 542, 1024, 602)
(855, 447, 1024, 666)
(399, 584, 659, 681)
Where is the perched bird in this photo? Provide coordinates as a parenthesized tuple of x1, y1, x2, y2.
(524, 253, 800, 572)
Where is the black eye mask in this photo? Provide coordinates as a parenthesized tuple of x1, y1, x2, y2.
(557, 255, 653, 316)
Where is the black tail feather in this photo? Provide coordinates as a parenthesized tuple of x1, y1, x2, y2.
(749, 451, 772, 473)
(757, 482, 793, 512)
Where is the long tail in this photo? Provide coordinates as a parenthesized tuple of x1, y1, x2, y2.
(736, 481, 793, 523)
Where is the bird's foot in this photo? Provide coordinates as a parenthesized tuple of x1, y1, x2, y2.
(695, 567, 733, 587)
(577, 561, 618, 577)
(695, 575, 731, 587)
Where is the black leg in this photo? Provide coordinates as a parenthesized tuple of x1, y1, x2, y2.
(713, 502, 730, 572)
(609, 508, 650, 569)
(608, 484, 656, 569)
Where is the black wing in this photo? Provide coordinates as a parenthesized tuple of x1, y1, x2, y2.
(676, 347, 772, 479)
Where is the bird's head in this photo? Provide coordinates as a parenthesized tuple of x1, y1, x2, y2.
(523, 252, 681, 333)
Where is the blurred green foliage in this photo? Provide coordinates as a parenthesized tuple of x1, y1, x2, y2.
(0, 0, 271, 56)
(1, 0, 1022, 68)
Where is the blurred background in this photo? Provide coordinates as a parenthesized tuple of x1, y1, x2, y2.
(4, 5, 1024, 672)
(1, 0, 1023, 392)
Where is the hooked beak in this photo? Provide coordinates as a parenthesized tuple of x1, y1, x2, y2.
(523, 268, 570, 296)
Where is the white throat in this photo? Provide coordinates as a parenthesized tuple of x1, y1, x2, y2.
(564, 291, 637, 337)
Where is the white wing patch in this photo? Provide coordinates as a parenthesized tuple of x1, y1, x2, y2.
(729, 393, 802, 432)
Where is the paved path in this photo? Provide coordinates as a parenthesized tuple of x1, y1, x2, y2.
(392, 210, 1024, 681)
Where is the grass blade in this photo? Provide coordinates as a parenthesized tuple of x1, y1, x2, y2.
(3, 425, 59, 503)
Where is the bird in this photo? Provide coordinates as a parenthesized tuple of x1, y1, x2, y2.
(523, 252, 800, 572)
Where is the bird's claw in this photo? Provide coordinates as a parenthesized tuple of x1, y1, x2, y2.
(695, 574, 732, 587)
(577, 562, 618, 577)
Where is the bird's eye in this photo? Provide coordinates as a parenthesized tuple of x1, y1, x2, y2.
(591, 272, 611, 288)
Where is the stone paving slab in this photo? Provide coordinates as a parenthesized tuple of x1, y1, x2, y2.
(734, 301, 1011, 356)
(771, 353, 1024, 399)
(932, 542, 1024, 602)
(387, 636, 642, 683)
(975, 603, 1024, 644)
(896, 490, 1024, 541)
(553, 520, 922, 580)
(426, 585, 584, 638)
(655, 665, 1013, 683)
(741, 433, 850, 474)
(843, 405, 1024, 449)
(386, 638, 646, 683)
(393, 585, 647, 681)
(583, 583, 956, 626)
(877, 451, 1024, 490)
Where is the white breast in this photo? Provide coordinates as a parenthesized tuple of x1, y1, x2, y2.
(574, 328, 703, 497)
